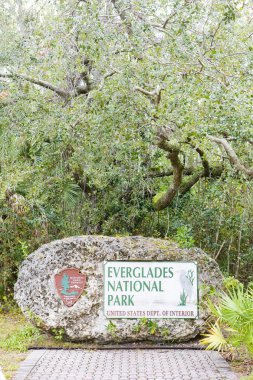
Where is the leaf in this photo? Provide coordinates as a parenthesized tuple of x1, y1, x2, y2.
(62, 182, 81, 209)
(200, 322, 229, 352)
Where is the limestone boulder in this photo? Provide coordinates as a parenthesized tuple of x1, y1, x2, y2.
(14, 236, 223, 343)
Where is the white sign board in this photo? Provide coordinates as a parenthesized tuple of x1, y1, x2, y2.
(104, 261, 198, 319)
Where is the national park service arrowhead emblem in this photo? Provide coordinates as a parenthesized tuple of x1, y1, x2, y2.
(55, 268, 86, 307)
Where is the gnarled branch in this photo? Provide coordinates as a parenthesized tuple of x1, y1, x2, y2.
(208, 135, 253, 178)
(0, 72, 69, 99)
(153, 129, 223, 210)
(0, 69, 119, 100)
(134, 85, 164, 105)
(147, 167, 196, 178)
(154, 137, 184, 210)
(195, 147, 210, 176)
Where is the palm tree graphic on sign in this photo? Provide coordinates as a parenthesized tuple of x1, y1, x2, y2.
(61, 273, 78, 296)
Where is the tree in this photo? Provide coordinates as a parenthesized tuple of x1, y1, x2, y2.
(1, 0, 252, 208)
(0, 0, 252, 294)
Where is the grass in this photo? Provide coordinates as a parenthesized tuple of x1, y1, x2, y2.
(0, 313, 31, 379)
(0, 312, 89, 379)
(0, 308, 114, 378)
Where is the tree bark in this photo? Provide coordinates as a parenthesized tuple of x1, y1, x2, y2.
(208, 135, 253, 178)
(153, 129, 223, 211)
(153, 140, 184, 210)
(0, 73, 69, 99)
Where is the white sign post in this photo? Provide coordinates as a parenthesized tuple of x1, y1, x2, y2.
(104, 261, 198, 319)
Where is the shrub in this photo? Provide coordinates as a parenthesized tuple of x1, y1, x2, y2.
(200, 283, 253, 355)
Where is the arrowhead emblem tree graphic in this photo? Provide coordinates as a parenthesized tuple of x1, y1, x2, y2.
(55, 268, 86, 307)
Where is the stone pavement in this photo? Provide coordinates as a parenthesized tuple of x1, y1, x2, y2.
(13, 349, 238, 380)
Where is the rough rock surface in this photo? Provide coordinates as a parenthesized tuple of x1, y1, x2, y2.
(14, 236, 223, 343)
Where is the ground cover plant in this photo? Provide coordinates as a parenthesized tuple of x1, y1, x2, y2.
(200, 278, 253, 378)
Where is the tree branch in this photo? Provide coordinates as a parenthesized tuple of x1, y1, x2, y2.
(111, 0, 133, 36)
(178, 170, 204, 196)
(180, 165, 223, 195)
(0, 68, 119, 99)
(208, 135, 253, 178)
(195, 147, 210, 176)
(134, 85, 164, 105)
(153, 140, 184, 211)
(162, 12, 177, 28)
(153, 129, 184, 210)
(0, 72, 69, 99)
(147, 167, 196, 178)
(153, 129, 223, 210)
(98, 70, 119, 91)
(185, 138, 210, 177)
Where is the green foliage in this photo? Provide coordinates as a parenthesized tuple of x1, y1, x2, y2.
(174, 226, 195, 249)
(0, 296, 19, 314)
(147, 320, 159, 335)
(0, 325, 41, 352)
(160, 327, 170, 339)
(152, 191, 166, 209)
(223, 276, 241, 291)
(135, 317, 149, 333)
(201, 284, 253, 355)
(200, 322, 229, 352)
(106, 321, 117, 337)
(133, 318, 159, 335)
(199, 284, 217, 303)
(25, 310, 45, 328)
(51, 328, 65, 341)
(18, 240, 29, 259)
(133, 318, 169, 337)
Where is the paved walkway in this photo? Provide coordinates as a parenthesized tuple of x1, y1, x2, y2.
(13, 349, 237, 380)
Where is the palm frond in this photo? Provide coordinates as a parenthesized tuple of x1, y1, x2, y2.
(62, 182, 81, 209)
(205, 285, 253, 355)
(200, 322, 230, 352)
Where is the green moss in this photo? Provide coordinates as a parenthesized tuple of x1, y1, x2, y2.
(152, 191, 166, 208)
